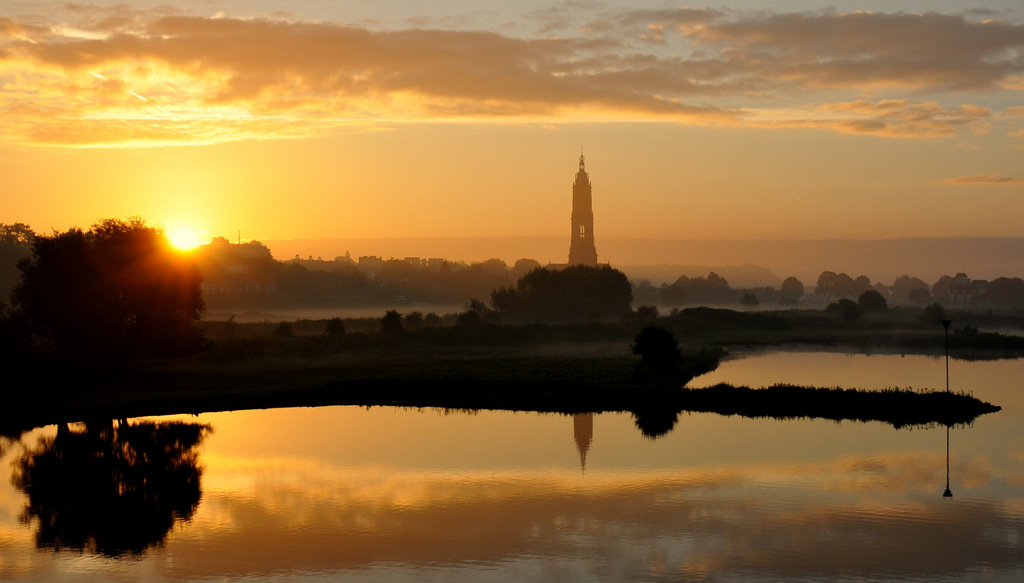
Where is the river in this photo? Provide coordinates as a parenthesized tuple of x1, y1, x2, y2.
(1, 351, 1021, 582)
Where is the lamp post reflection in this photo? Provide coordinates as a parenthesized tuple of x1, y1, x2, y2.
(943, 425, 953, 498)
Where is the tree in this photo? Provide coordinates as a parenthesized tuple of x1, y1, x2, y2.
(908, 288, 931, 303)
(891, 275, 929, 301)
(739, 291, 759, 306)
(632, 325, 682, 376)
(631, 325, 722, 388)
(381, 310, 404, 334)
(815, 271, 837, 297)
(457, 299, 492, 327)
(510, 258, 542, 281)
(779, 276, 804, 303)
(857, 289, 888, 312)
(0, 222, 35, 302)
(12, 218, 203, 368)
(932, 275, 955, 301)
(491, 265, 632, 322)
(826, 298, 862, 320)
(660, 272, 733, 305)
(923, 302, 946, 324)
(985, 277, 1024, 307)
(324, 317, 346, 337)
(404, 311, 424, 330)
(635, 305, 659, 320)
(851, 275, 872, 296)
(273, 321, 294, 337)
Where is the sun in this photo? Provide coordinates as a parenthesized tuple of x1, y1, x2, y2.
(167, 228, 201, 251)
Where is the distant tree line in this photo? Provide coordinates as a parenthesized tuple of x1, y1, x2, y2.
(629, 267, 1024, 309)
(194, 236, 544, 308)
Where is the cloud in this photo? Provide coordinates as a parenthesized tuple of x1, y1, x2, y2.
(754, 100, 993, 138)
(1, 8, 1023, 147)
(613, 9, 1024, 93)
(942, 175, 1024, 185)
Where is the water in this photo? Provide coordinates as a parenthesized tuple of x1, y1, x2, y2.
(1, 351, 1022, 582)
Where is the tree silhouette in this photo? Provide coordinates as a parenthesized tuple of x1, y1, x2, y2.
(857, 289, 888, 312)
(779, 276, 804, 303)
(12, 218, 204, 370)
(891, 275, 929, 301)
(632, 325, 681, 376)
(985, 277, 1024, 307)
(827, 298, 862, 320)
(1, 222, 35, 302)
(491, 265, 632, 322)
(12, 420, 210, 557)
(325, 317, 346, 336)
(381, 310, 404, 334)
(631, 325, 722, 387)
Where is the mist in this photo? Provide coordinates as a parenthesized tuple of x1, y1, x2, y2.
(261, 236, 1024, 287)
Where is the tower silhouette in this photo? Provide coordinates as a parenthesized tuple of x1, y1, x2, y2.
(568, 152, 598, 266)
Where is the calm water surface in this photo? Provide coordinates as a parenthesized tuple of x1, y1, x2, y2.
(1, 351, 1022, 582)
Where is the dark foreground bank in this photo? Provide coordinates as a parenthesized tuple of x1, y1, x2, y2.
(1, 362, 1000, 437)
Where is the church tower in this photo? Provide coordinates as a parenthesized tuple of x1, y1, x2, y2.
(568, 152, 598, 266)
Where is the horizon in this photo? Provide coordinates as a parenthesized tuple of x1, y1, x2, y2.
(250, 235, 1024, 286)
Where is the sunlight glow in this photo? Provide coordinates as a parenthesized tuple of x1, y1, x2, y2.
(168, 228, 201, 251)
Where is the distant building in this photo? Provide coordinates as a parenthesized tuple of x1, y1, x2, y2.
(568, 152, 598, 266)
(948, 272, 987, 304)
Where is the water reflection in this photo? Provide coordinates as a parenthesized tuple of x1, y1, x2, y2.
(943, 425, 954, 498)
(12, 419, 211, 557)
(631, 407, 679, 438)
(573, 413, 592, 471)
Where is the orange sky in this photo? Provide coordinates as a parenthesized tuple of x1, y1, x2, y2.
(2, 1, 1024, 258)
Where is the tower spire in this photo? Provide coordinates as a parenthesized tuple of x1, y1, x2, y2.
(568, 151, 597, 266)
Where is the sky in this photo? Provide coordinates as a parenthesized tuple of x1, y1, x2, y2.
(2, 0, 1024, 261)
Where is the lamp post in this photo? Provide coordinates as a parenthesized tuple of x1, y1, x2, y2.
(941, 319, 953, 498)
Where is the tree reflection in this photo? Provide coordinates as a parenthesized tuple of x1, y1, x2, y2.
(12, 419, 211, 557)
(631, 408, 680, 439)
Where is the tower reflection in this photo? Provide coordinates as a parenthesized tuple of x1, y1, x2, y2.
(573, 413, 593, 472)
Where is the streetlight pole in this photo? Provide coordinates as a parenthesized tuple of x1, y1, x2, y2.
(941, 319, 953, 498)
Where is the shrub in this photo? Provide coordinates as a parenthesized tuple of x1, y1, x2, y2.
(324, 317, 345, 337)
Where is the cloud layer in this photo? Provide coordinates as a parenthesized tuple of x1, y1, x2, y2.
(2, 6, 1024, 146)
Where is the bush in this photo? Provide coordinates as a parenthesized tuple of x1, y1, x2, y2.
(827, 298, 862, 320)
(635, 305, 659, 321)
(324, 317, 345, 337)
(857, 289, 888, 312)
(273, 321, 294, 337)
(632, 325, 681, 376)
(404, 311, 424, 330)
(381, 310, 403, 334)
(923, 303, 946, 324)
